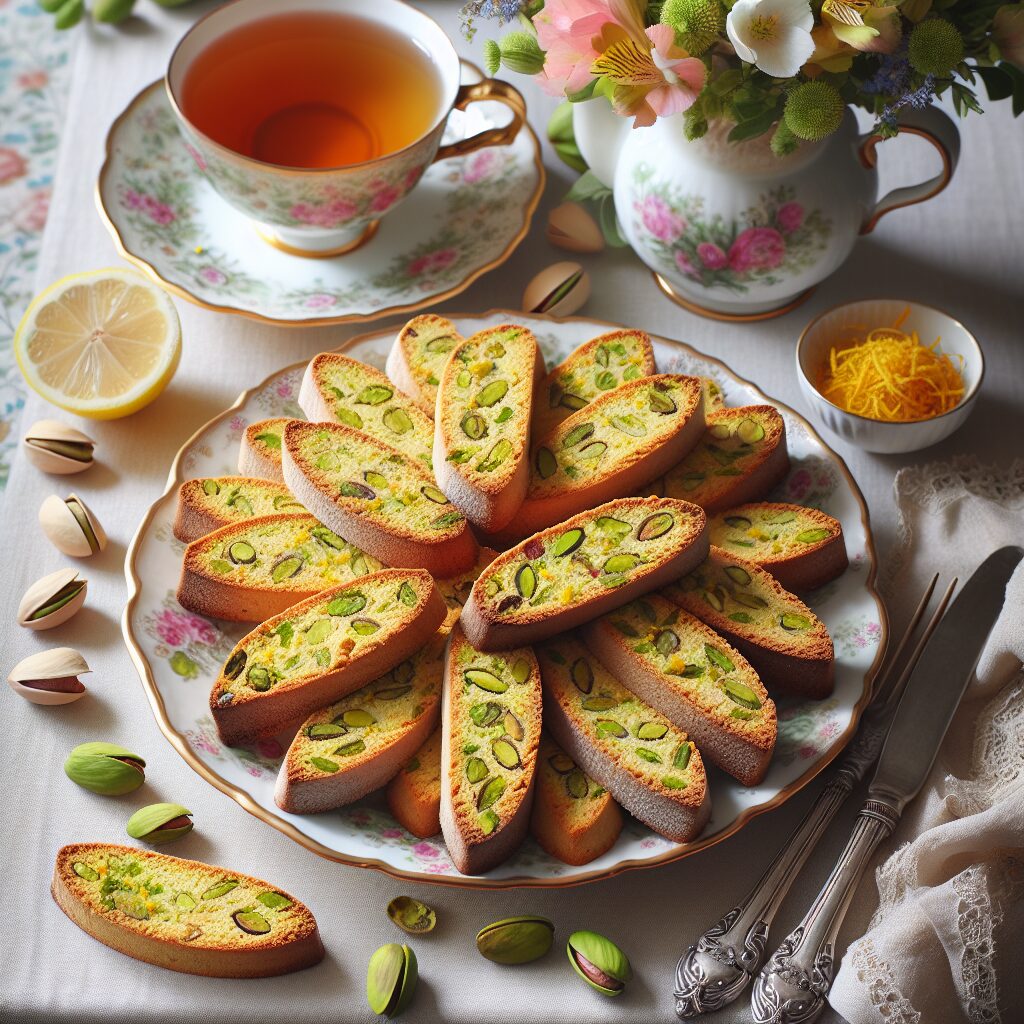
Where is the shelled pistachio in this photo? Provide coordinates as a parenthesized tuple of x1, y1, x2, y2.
(7, 647, 90, 705)
(386, 896, 436, 935)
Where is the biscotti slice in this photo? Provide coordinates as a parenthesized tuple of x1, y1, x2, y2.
(239, 418, 293, 483)
(460, 497, 708, 652)
(282, 420, 478, 576)
(387, 727, 443, 838)
(210, 569, 446, 746)
(490, 375, 705, 543)
(708, 503, 848, 592)
(173, 477, 304, 544)
(534, 329, 656, 436)
(529, 733, 623, 865)
(385, 314, 463, 414)
(178, 513, 385, 623)
(701, 377, 726, 414)
(298, 352, 434, 471)
(539, 636, 711, 842)
(440, 622, 542, 874)
(662, 405, 789, 514)
(275, 630, 445, 814)
(580, 595, 776, 786)
(662, 548, 835, 698)
(52, 843, 323, 977)
(433, 324, 542, 532)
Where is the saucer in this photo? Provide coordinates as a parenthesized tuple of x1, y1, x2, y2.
(96, 72, 544, 327)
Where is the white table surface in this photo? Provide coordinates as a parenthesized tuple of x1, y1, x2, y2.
(3, 3, 1023, 1022)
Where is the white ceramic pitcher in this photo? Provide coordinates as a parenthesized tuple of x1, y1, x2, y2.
(573, 100, 960, 320)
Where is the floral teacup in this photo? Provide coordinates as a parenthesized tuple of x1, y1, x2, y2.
(166, 0, 526, 257)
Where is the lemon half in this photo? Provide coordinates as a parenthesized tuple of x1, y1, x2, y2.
(14, 268, 182, 419)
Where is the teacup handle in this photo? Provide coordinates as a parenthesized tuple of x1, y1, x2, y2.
(433, 79, 527, 162)
(858, 106, 960, 234)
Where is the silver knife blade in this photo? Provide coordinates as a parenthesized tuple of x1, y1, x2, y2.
(869, 545, 1022, 812)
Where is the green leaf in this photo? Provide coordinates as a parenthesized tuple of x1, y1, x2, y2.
(728, 107, 780, 143)
(597, 194, 628, 248)
(566, 170, 612, 204)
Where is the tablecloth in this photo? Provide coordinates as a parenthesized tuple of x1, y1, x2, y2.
(2, 3, 1024, 1022)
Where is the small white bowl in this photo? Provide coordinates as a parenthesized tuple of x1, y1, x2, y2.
(796, 299, 984, 454)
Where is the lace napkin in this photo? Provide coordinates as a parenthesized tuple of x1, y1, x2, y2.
(830, 457, 1024, 1024)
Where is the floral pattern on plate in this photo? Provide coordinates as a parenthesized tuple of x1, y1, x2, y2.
(124, 313, 885, 886)
(98, 80, 543, 325)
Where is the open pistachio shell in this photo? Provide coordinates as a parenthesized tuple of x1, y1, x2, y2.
(476, 915, 555, 964)
(64, 741, 146, 795)
(522, 261, 591, 317)
(39, 493, 107, 558)
(126, 802, 194, 844)
(566, 930, 632, 996)
(386, 896, 436, 935)
(547, 202, 605, 254)
(17, 568, 88, 631)
(7, 647, 90, 705)
(367, 943, 418, 1019)
(23, 419, 95, 475)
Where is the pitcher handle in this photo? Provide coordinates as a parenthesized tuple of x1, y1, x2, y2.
(858, 106, 960, 234)
(433, 78, 527, 163)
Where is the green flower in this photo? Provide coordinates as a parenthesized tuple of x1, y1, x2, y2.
(783, 82, 844, 142)
(770, 121, 799, 156)
(483, 39, 502, 77)
(908, 19, 964, 75)
(660, 0, 724, 56)
(498, 31, 545, 75)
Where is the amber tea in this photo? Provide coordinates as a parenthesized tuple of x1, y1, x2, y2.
(179, 11, 444, 169)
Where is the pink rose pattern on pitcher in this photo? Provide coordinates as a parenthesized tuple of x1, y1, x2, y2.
(630, 167, 832, 294)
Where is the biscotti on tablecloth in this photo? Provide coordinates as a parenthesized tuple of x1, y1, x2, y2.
(385, 314, 463, 415)
(173, 477, 304, 544)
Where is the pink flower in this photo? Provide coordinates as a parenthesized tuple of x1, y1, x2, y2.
(463, 149, 499, 184)
(290, 199, 358, 228)
(370, 186, 401, 213)
(534, 0, 620, 96)
(142, 194, 176, 225)
(799, 744, 818, 759)
(407, 248, 457, 277)
(121, 187, 143, 210)
(674, 249, 698, 278)
(14, 187, 50, 233)
(776, 202, 804, 234)
(199, 266, 227, 286)
(380, 828, 404, 839)
(786, 468, 811, 500)
(155, 608, 218, 647)
(728, 227, 785, 273)
(696, 242, 728, 269)
(18, 70, 48, 90)
(423, 863, 452, 874)
(412, 842, 439, 858)
(257, 738, 283, 758)
(636, 194, 685, 243)
(304, 293, 337, 309)
(0, 146, 27, 184)
(229, 415, 246, 432)
(404, 164, 425, 190)
(276, 381, 293, 399)
(185, 142, 207, 172)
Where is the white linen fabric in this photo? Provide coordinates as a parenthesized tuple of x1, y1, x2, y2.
(2, 4, 1023, 1023)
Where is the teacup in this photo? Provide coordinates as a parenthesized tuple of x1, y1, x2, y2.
(165, 0, 526, 257)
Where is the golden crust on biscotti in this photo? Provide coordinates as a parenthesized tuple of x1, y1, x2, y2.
(281, 420, 478, 576)
(176, 513, 385, 623)
(439, 623, 541, 875)
(51, 843, 323, 978)
(538, 635, 711, 842)
(238, 418, 293, 483)
(662, 547, 835, 698)
(298, 352, 434, 471)
(387, 727, 443, 838)
(662, 405, 790, 514)
(579, 595, 777, 786)
(707, 503, 848, 592)
(173, 477, 304, 544)
(209, 570, 447, 747)
(460, 497, 708, 651)
(433, 324, 542, 533)
(385, 314, 463, 415)
(529, 732, 623, 865)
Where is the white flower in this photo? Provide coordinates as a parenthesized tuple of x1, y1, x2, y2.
(726, 0, 815, 78)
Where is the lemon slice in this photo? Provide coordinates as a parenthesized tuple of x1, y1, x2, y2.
(14, 268, 182, 419)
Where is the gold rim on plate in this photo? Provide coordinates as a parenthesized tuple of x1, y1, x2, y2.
(95, 75, 546, 329)
(122, 309, 889, 890)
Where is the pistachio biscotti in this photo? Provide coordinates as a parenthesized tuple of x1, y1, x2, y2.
(440, 623, 542, 875)
(298, 353, 434, 471)
(539, 636, 711, 843)
(282, 420, 478, 576)
(708, 503, 848, 591)
(534, 329, 655, 436)
(433, 324, 542, 532)
(385, 314, 463, 415)
(663, 406, 790, 513)
(529, 733, 623, 866)
(460, 497, 709, 651)
(387, 727, 443, 838)
(52, 844, 323, 977)
(580, 595, 777, 786)
(239, 418, 293, 482)
(210, 570, 446, 746)
(662, 548, 835, 698)
(177, 514, 384, 623)
(173, 477, 304, 544)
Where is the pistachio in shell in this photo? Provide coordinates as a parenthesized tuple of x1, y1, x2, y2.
(547, 202, 605, 254)
(126, 802, 193, 844)
(7, 647, 90, 705)
(367, 943, 418, 1019)
(64, 741, 145, 795)
(38, 493, 107, 558)
(387, 896, 436, 935)
(23, 419, 95, 475)
(476, 915, 554, 964)
(17, 568, 87, 631)
(566, 930, 632, 995)
(522, 261, 590, 317)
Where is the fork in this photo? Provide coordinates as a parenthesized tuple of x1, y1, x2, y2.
(673, 573, 957, 1018)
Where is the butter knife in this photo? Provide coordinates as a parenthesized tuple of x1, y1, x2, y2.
(749, 545, 1022, 1024)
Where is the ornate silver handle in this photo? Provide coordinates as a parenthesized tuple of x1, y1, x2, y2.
(749, 799, 900, 1024)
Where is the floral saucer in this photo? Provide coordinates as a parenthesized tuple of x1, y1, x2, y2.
(124, 311, 886, 888)
(96, 74, 544, 327)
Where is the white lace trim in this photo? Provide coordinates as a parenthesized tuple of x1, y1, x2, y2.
(847, 936, 921, 1024)
(952, 866, 1002, 1024)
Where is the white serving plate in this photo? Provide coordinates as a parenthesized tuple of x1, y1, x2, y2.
(124, 311, 886, 888)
